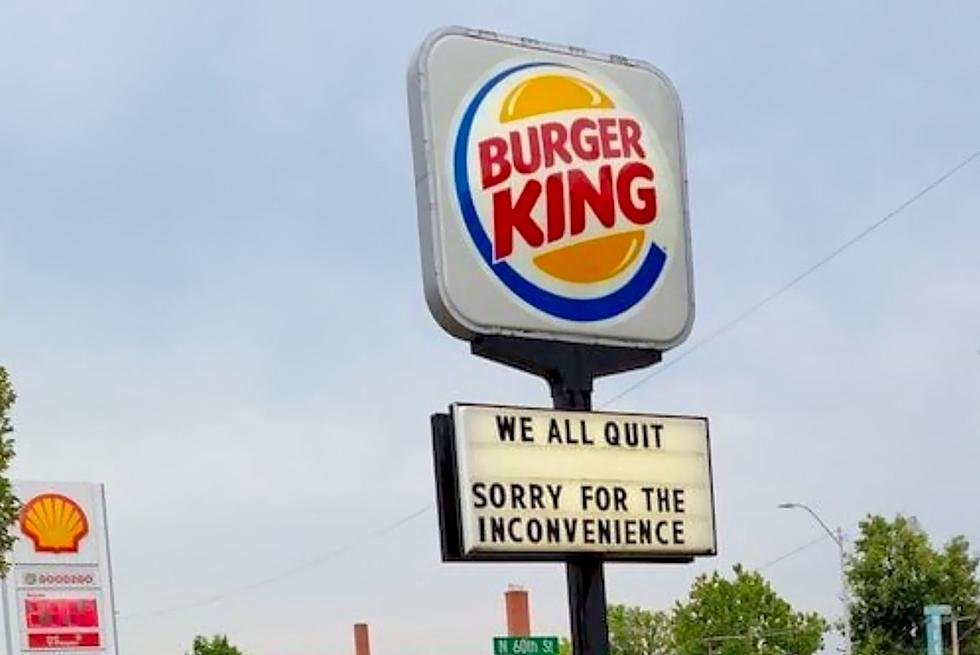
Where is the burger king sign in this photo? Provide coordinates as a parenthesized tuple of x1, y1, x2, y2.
(408, 28, 693, 348)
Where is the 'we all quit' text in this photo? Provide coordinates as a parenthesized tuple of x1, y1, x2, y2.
(494, 413, 664, 449)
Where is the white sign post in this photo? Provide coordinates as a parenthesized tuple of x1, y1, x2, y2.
(1, 481, 119, 655)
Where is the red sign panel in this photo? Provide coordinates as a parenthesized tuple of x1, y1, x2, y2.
(25, 598, 99, 629)
(23, 598, 101, 650)
(27, 632, 101, 649)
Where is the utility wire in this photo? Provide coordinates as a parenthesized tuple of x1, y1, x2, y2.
(118, 503, 434, 622)
(117, 510, 828, 622)
(115, 148, 980, 625)
(600, 146, 980, 409)
(116, 509, 843, 627)
(755, 533, 832, 572)
(701, 626, 828, 643)
(956, 614, 980, 644)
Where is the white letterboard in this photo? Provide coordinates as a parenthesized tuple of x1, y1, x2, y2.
(451, 404, 716, 558)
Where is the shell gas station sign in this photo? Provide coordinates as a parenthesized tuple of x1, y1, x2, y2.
(1, 481, 118, 654)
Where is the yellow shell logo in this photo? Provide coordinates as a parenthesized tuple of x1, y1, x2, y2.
(20, 493, 89, 554)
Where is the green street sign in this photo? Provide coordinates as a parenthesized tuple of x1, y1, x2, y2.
(493, 637, 559, 655)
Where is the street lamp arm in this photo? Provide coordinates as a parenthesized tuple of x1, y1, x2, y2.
(777, 501, 851, 655)
(778, 503, 841, 546)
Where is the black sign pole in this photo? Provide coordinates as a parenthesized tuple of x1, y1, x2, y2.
(550, 373, 607, 655)
(472, 335, 661, 655)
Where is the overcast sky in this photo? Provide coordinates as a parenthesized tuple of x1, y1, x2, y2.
(2, 1, 979, 654)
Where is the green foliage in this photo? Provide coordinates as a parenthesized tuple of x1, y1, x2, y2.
(188, 635, 245, 655)
(847, 515, 980, 655)
(557, 605, 670, 655)
(0, 366, 20, 575)
(672, 565, 827, 655)
(559, 570, 824, 655)
(608, 604, 672, 655)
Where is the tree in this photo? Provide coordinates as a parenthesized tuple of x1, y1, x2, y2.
(558, 604, 671, 655)
(672, 565, 827, 655)
(0, 366, 19, 575)
(609, 604, 672, 655)
(847, 515, 980, 655)
(188, 635, 245, 655)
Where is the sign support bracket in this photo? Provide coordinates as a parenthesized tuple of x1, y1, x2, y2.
(472, 334, 662, 655)
(472, 336, 661, 408)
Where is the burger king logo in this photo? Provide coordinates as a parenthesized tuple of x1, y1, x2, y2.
(453, 62, 682, 322)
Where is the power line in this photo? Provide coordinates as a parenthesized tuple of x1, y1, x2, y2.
(702, 626, 828, 643)
(118, 503, 434, 622)
(115, 148, 980, 626)
(600, 146, 980, 408)
(117, 513, 829, 622)
(755, 533, 832, 572)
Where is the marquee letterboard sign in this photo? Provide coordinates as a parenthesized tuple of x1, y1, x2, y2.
(432, 404, 715, 562)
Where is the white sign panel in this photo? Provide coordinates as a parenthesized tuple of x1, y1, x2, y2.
(449, 404, 715, 559)
(408, 27, 693, 348)
(15, 566, 102, 591)
(1, 482, 118, 655)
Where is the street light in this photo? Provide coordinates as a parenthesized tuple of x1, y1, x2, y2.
(778, 502, 851, 655)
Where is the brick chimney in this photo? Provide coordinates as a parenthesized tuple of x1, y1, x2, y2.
(505, 585, 531, 637)
(354, 623, 371, 655)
